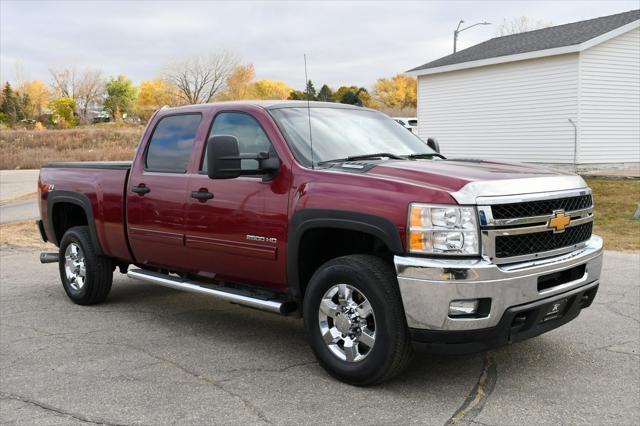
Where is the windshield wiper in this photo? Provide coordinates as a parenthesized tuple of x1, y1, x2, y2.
(405, 152, 446, 160)
(318, 152, 405, 165)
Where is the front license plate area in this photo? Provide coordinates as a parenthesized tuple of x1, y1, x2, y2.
(541, 298, 569, 323)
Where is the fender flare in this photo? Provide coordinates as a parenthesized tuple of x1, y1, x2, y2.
(287, 208, 404, 299)
(47, 190, 104, 256)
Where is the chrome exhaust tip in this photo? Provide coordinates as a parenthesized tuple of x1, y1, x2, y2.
(40, 252, 59, 264)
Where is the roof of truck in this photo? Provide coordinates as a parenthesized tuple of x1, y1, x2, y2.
(160, 100, 374, 112)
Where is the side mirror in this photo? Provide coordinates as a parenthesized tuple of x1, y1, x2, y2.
(206, 135, 281, 180)
(427, 137, 440, 153)
(207, 135, 242, 179)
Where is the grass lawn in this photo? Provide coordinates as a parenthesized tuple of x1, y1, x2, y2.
(586, 178, 640, 251)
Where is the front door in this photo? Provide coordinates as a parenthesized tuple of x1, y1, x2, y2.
(127, 113, 204, 269)
(184, 111, 289, 291)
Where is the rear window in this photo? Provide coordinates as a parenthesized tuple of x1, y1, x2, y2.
(145, 114, 202, 172)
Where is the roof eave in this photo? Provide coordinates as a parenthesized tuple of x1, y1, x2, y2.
(408, 19, 639, 77)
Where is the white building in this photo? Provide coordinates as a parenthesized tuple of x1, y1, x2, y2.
(408, 10, 640, 168)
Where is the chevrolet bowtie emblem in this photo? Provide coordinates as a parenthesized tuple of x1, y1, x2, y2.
(548, 211, 571, 233)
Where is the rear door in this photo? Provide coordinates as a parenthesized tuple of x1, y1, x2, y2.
(184, 110, 289, 291)
(127, 112, 204, 269)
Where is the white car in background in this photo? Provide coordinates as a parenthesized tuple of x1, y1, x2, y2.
(392, 117, 418, 133)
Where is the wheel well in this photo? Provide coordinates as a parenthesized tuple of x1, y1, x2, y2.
(51, 202, 88, 244)
(297, 228, 393, 298)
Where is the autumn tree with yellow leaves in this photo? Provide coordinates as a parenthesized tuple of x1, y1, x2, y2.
(137, 79, 181, 121)
(219, 64, 292, 101)
(18, 80, 50, 118)
(372, 74, 417, 110)
(253, 79, 292, 100)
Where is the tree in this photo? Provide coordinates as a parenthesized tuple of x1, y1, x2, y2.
(288, 80, 319, 101)
(104, 75, 137, 121)
(333, 86, 372, 107)
(1, 82, 24, 125)
(18, 80, 50, 118)
(164, 51, 239, 104)
(49, 67, 104, 123)
(288, 90, 306, 100)
(48, 96, 77, 127)
(136, 79, 179, 121)
(219, 64, 256, 100)
(306, 80, 317, 100)
(373, 74, 417, 110)
(496, 16, 552, 36)
(253, 79, 292, 100)
(317, 84, 334, 102)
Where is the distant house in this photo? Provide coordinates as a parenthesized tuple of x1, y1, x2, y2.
(407, 10, 640, 168)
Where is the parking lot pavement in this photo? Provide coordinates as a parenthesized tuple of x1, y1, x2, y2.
(0, 169, 40, 224)
(0, 199, 39, 224)
(1, 247, 638, 425)
(0, 170, 39, 202)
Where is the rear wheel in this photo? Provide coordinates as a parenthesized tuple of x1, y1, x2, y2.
(303, 254, 413, 385)
(58, 226, 113, 305)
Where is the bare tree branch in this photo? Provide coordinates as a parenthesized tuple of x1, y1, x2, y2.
(49, 67, 104, 123)
(163, 51, 239, 104)
(496, 16, 553, 36)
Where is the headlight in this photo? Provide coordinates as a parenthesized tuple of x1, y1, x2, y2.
(408, 204, 479, 255)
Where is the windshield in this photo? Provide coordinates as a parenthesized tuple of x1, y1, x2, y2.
(269, 107, 436, 167)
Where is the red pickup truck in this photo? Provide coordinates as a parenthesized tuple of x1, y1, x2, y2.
(37, 101, 603, 385)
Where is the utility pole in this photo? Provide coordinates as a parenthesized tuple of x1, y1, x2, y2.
(454, 20, 491, 53)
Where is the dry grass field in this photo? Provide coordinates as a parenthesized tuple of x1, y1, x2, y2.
(586, 178, 640, 251)
(0, 126, 143, 169)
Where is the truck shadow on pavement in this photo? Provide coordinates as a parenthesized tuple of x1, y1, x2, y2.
(104, 277, 490, 387)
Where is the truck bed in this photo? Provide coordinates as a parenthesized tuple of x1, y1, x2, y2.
(39, 162, 133, 262)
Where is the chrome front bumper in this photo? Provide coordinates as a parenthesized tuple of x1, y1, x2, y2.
(395, 235, 603, 331)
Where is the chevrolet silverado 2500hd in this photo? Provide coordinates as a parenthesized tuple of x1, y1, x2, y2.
(37, 101, 603, 385)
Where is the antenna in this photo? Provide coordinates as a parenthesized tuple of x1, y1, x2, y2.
(304, 54, 315, 169)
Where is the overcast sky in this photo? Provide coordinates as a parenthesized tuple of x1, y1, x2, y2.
(1, 0, 638, 89)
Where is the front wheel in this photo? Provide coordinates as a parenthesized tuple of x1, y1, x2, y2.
(303, 254, 413, 385)
(58, 226, 113, 305)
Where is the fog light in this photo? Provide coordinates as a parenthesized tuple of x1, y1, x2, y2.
(449, 299, 479, 316)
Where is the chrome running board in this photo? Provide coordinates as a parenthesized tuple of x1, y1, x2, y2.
(127, 269, 295, 315)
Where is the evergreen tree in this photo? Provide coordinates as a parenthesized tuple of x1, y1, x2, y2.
(1, 82, 23, 125)
(305, 80, 317, 100)
(317, 84, 334, 102)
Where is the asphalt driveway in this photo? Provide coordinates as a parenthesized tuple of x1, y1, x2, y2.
(0, 170, 39, 224)
(1, 247, 638, 425)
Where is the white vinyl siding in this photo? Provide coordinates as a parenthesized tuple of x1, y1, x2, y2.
(417, 54, 580, 163)
(578, 27, 640, 164)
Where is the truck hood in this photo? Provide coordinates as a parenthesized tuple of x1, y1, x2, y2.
(366, 159, 586, 203)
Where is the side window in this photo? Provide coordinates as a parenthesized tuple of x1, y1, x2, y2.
(145, 114, 202, 173)
(202, 112, 274, 172)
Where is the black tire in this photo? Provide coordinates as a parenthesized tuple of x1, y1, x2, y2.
(303, 254, 413, 386)
(58, 226, 113, 305)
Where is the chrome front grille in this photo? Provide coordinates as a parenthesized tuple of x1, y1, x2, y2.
(477, 189, 594, 264)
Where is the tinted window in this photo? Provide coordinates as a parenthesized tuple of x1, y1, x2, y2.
(202, 112, 274, 172)
(146, 114, 201, 172)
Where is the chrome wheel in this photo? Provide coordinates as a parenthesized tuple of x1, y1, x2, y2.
(318, 283, 376, 362)
(64, 243, 86, 291)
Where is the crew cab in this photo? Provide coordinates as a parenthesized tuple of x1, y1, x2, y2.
(37, 101, 603, 385)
